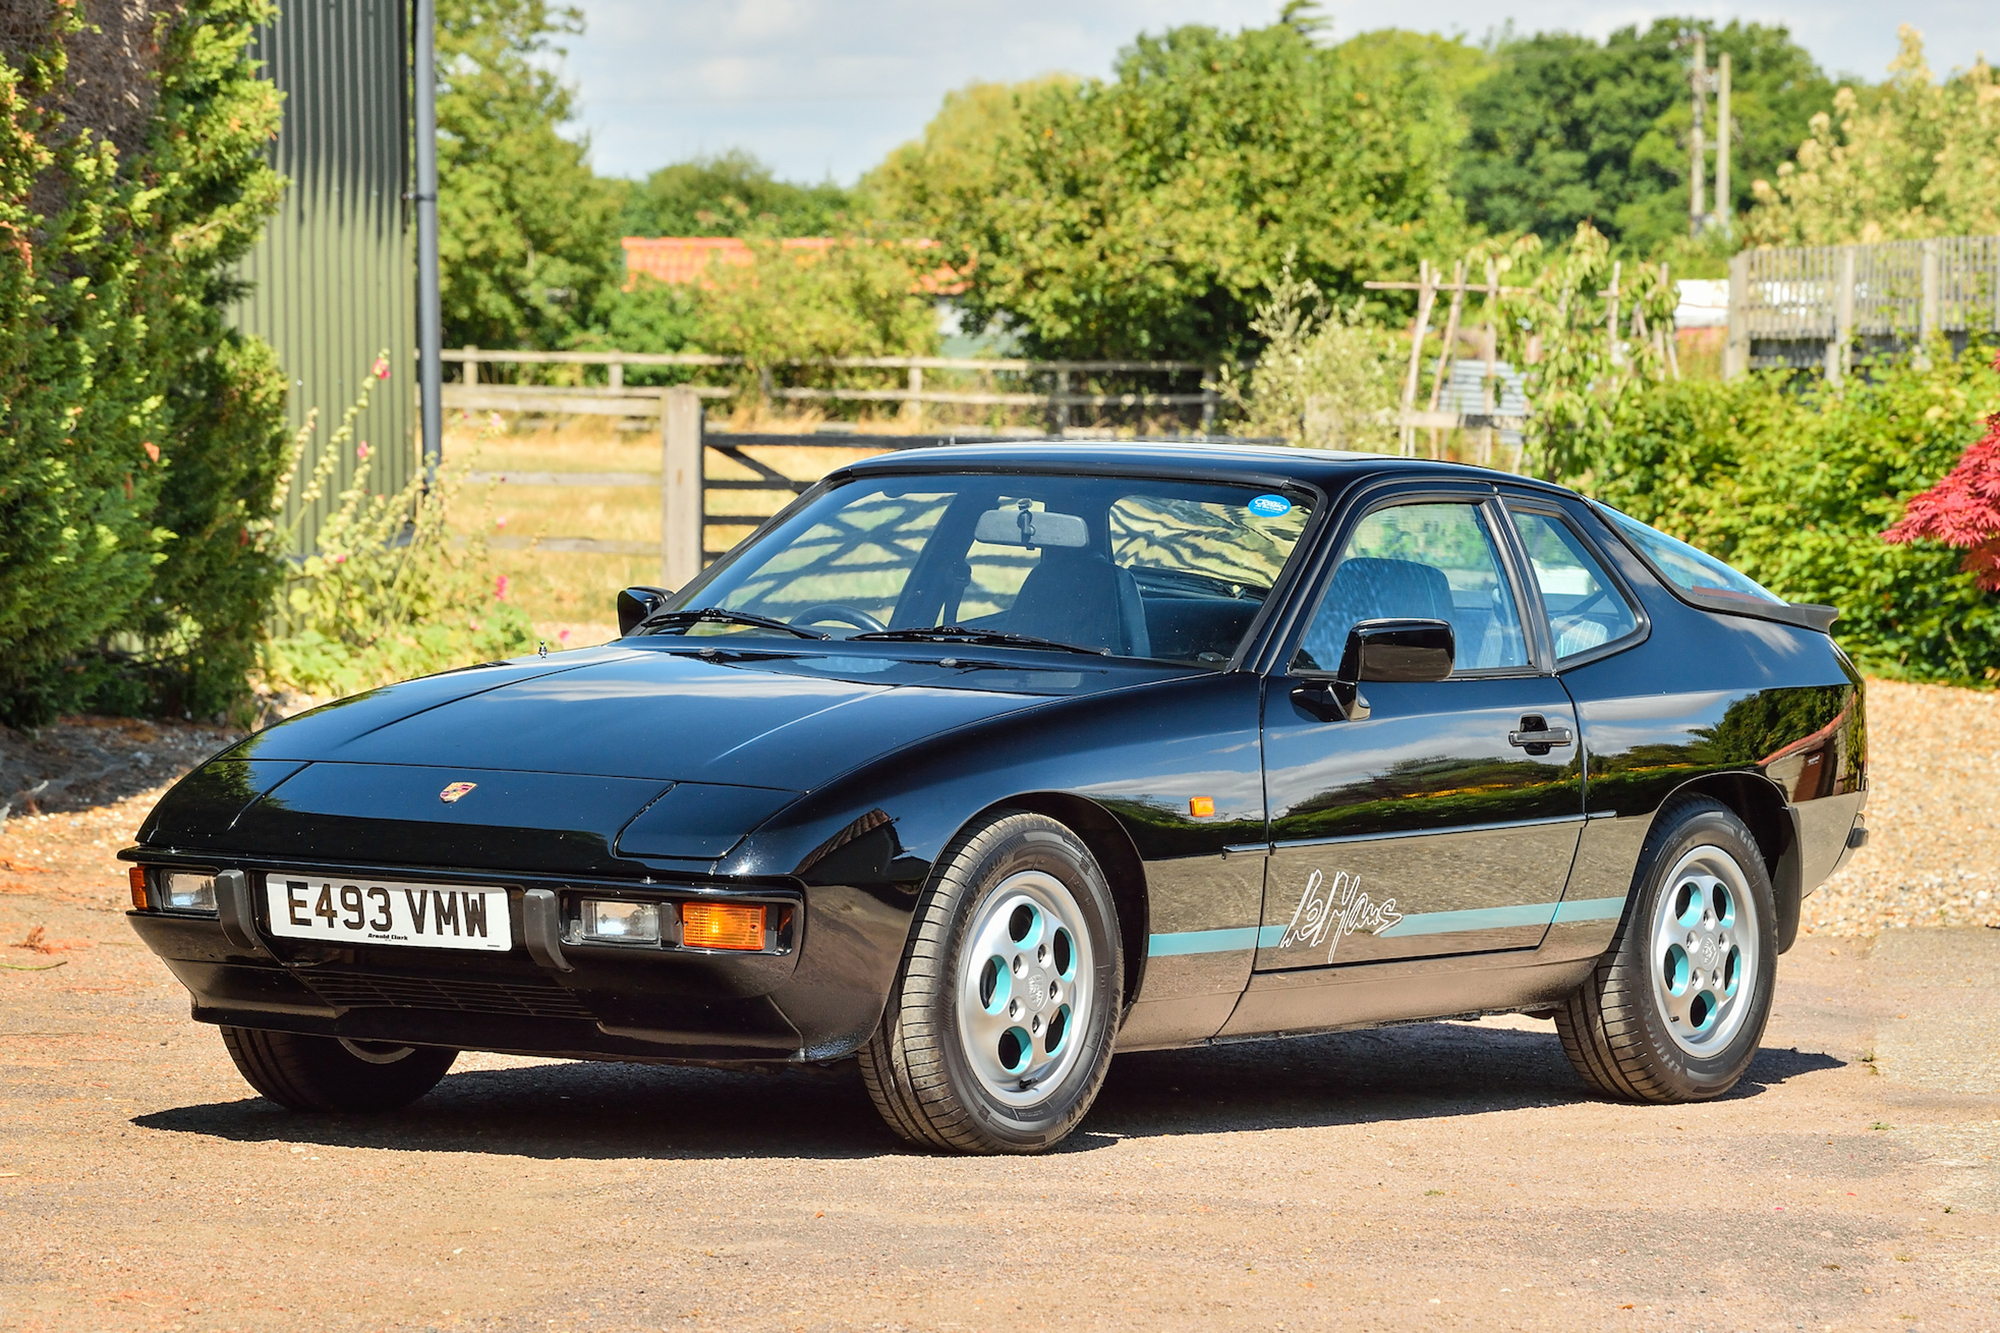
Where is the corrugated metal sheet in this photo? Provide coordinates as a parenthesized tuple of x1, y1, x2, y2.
(230, 0, 413, 552)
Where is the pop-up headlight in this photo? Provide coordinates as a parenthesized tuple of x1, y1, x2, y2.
(576, 898, 661, 944)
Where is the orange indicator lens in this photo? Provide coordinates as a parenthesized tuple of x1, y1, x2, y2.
(128, 866, 149, 910)
(1188, 796, 1215, 818)
(680, 902, 766, 951)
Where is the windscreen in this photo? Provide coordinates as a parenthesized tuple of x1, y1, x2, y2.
(1597, 505, 1784, 605)
(664, 474, 1316, 665)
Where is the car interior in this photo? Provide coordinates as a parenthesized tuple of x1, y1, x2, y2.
(702, 477, 1313, 665)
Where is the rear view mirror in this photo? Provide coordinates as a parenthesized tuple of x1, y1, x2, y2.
(1290, 618, 1456, 723)
(617, 586, 672, 637)
(1341, 618, 1455, 683)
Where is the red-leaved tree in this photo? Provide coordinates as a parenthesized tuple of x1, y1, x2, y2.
(1884, 350, 2000, 588)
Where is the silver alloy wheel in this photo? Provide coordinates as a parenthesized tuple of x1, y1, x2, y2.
(954, 869, 1094, 1108)
(1648, 843, 1761, 1057)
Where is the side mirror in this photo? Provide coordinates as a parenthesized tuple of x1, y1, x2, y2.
(617, 585, 672, 637)
(1290, 618, 1454, 722)
(1340, 618, 1455, 684)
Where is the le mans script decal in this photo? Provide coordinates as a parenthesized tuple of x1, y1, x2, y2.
(1279, 868, 1402, 963)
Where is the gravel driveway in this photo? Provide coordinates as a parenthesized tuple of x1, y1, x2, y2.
(2, 682, 1997, 1331)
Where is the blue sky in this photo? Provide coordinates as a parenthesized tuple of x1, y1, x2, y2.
(555, 0, 1997, 184)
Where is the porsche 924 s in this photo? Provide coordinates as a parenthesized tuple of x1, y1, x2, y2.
(125, 442, 1868, 1153)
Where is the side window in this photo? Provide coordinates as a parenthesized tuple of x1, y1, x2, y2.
(1510, 509, 1640, 660)
(1295, 501, 1528, 673)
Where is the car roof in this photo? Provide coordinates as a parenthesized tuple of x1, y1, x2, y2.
(840, 438, 1573, 498)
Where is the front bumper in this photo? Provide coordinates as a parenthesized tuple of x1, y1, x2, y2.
(125, 860, 904, 1063)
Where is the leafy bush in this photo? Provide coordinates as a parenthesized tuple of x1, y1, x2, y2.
(0, 2, 289, 725)
(260, 364, 536, 699)
(1581, 345, 2000, 682)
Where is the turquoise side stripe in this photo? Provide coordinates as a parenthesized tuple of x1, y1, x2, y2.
(1377, 902, 1560, 937)
(1551, 895, 1628, 923)
(1147, 896, 1627, 956)
(1147, 926, 1260, 956)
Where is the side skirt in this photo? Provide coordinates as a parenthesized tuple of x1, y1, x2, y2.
(1208, 948, 1597, 1045)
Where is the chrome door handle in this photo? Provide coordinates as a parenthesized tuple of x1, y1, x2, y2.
(1508, 727, 1574, 748)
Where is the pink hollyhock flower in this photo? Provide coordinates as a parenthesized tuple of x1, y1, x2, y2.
(372, 357, 391, 379)
(356, 441, 371, 461)
(494, 574, 509, 600)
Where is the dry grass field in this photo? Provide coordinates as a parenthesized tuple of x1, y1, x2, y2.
(441, 410, 899, 643)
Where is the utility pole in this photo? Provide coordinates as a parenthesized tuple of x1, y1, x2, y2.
(414, 0, 442, 477)
(1689, 32, 1707, 237)
(1715, 52, 1733, 236)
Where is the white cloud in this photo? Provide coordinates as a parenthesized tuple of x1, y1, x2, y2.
(553, 0, 1993, 183)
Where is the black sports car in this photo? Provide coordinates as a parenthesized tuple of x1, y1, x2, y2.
(126, 443, 1867, 1153)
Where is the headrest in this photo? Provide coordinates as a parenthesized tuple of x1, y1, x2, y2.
(974, 506, 1088, 549)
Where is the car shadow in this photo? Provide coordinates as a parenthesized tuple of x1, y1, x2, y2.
(1084, 1024, 1846, 1145)
(131, 1023, 1846, 1160)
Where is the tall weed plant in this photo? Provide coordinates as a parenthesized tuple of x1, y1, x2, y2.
(1216, 255, 1400, 450)
(260, 359, 535, 699)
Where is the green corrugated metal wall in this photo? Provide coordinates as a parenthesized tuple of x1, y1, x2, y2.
(230, 0, 414, 553)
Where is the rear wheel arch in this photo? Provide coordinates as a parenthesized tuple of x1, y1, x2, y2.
(961, 792, 1149, 1010)
(1652, 772, 1799, 951)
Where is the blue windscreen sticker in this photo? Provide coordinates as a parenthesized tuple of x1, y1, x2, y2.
(1247, 493, 1293, 518)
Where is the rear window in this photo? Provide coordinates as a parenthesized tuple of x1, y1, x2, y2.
(1596, 505, 1784, 606)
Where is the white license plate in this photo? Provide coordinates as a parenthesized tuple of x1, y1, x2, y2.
(264, 875, 512, 952)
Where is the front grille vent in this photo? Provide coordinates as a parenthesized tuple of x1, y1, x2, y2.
(298, 971, 594, 1020)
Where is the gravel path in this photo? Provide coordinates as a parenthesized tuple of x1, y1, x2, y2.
(2, 683, 1998, 1328)
(1805, 679, 2000, 937)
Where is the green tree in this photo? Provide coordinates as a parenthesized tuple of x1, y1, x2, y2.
(620, 149, 857, 237)
(862, 76, 1072, 236)
(909, 18, 1465, 361)
(1456, 19, 1832, 256)
(436, 0, 621, 349)
(1747, 27, 2000, 245)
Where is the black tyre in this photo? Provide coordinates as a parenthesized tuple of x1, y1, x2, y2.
(219, 1027, 458, 1112)
(1555, 797, 1777, 1102)
(859, 811, 1123, 1154)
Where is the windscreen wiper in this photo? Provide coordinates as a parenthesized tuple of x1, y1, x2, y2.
(849, 626, 1109, 656)
(638, 607, 830, 640)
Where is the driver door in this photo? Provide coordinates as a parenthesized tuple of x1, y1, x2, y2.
(1252, 493, 1584, 971)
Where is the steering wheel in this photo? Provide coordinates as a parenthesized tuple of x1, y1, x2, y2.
(789, 603, 886, 635)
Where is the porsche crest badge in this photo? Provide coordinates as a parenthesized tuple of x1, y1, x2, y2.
(439, 782, 478, 804)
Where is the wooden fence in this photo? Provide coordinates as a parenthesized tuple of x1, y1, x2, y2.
(439, 347, 1218, 433)
(1725, 235, 2000, 382)
(465, 387, 1029, 588)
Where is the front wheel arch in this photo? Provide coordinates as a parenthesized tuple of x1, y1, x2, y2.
(953, 792, 1149, 1014)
